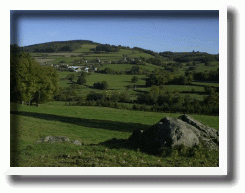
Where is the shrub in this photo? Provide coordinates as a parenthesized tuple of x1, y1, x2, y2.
(131, 76, 139, 83)
(77, 76, 87, 85)
(86, 91, 104, 101)
(70, 84, 82, 89)
(93, 81, 109, 90)
(66, 74, 75, 81)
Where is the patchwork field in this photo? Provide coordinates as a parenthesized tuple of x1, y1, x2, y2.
(12, 41, 219, 167)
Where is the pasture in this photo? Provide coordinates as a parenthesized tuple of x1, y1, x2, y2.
(10, 102, 219, 167)
(12, 42, 219, 167)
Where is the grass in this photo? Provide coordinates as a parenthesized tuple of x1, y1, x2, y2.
(10, 102, 219, 167)
(86, 74, 145, 89)
(21, 45, 220, 167)
(100, 63, 165, 72)
(32, 44, 219, 102)
(57, 70, 146, 97)
(100, 63, 136, 71)
(57, 70, 213, 101)
(45, 47, 155, 64)
(73, 44, 97, 53)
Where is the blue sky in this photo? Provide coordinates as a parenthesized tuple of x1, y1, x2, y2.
(13, 11, 219, 54)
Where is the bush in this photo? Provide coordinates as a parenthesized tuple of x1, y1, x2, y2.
(86, 91, 104, 101)
(54, 87, 79, 102)
(66, 74, 75, 81)
(131, 76, 139, 83)
(70, 84, 82, 89)
(77, 76, 87, 85)
(204, 85, 215, 95)
(93, 81, 109, 90)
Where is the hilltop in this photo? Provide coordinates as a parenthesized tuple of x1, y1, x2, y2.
(12, 40, 219, 115)
(20, 40, 219, 75)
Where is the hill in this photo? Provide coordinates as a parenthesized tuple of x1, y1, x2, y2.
(10, 41, 220, 167)
(15, 40, 219, 115)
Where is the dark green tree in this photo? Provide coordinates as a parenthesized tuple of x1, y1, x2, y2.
(93, 81, 109, 90)
(10, 48, 59, 104)
(131, 76, 139, 83)
(67, 74, 75, 82)
(101, 81, 109, 90)
(77, 76, 87, 85)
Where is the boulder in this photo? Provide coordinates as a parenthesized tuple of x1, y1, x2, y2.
(178, 114, 219, 144)
(71, 140, 82, 146)
(38, 136, 70, 143)
(128, 129, 144, 145)
(36, 136, 82, 145)
(128, 115, 219, 153)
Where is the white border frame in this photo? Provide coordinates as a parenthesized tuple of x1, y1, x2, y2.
(5, 3, 227, 176)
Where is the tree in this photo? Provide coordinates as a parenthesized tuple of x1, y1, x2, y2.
(10, 48, 58, 104)
(37, 66, 59, 103)
(205, 61, 211, 66)
(145, 70, 174, 87)
(129, 66, 141, 74)
(93, 81, 109, 90)
(77, 76, 87, 85)
(67, 74, 75, 82)
(204, 86, 215, 95)
(131, 76, 139, 83)
(101, 81, 109, 90)
(80, 71, 87, 78)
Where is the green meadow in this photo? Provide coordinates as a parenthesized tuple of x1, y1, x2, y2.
(10, 102, 219, 167)
(11, 42, 219, 167)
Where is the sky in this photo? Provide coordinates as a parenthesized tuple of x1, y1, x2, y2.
(12, 11, 219, 54)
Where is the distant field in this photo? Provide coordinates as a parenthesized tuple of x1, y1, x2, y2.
(74, 44, 97, 53)
(57, 70, 214, 101)
(31, 43, 219, 104)
(86, 73, 146, 90)
(32, 48, 154, 65)
(192, 81, 219, 87)
(34, 57, 56, 64)
(74, 47, 154, 61)
(100, 64, 134, 71)
(57, 70, 146, 89)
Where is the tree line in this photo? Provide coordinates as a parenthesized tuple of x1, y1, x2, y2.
(21, 40, 95, 53)
(92, 44, 121, 52)
(145, 68, 219, 87)
(55, 81, 218, 115)
(159, 51, 219, 63)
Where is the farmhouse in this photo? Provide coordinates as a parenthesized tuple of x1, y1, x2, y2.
(68, 66, 82, 72)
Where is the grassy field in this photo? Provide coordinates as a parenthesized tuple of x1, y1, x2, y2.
(73, 44, 97, 53)
(10, 102, 219, 167)
(57, 70, 211, 101)
(17, 43, 219, 167)
(32, 43, 219, 100)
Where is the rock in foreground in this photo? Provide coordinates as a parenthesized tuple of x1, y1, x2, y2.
(129, 115, 219, 154)
(36, 136, 82, 146)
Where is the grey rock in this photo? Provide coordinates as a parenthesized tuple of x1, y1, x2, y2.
(129, 115, 219, 153)
(36, 136, 83, 146)
(178, 114, 219, 144)
(37, 136, 70, 143)
(71, 140, 82, 146)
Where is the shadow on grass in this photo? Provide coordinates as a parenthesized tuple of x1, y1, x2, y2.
(180, 91, 207, 95)
(10, 111, 149, 133)
(98, 137, 160, 156)
(98, 138, 136, 150)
